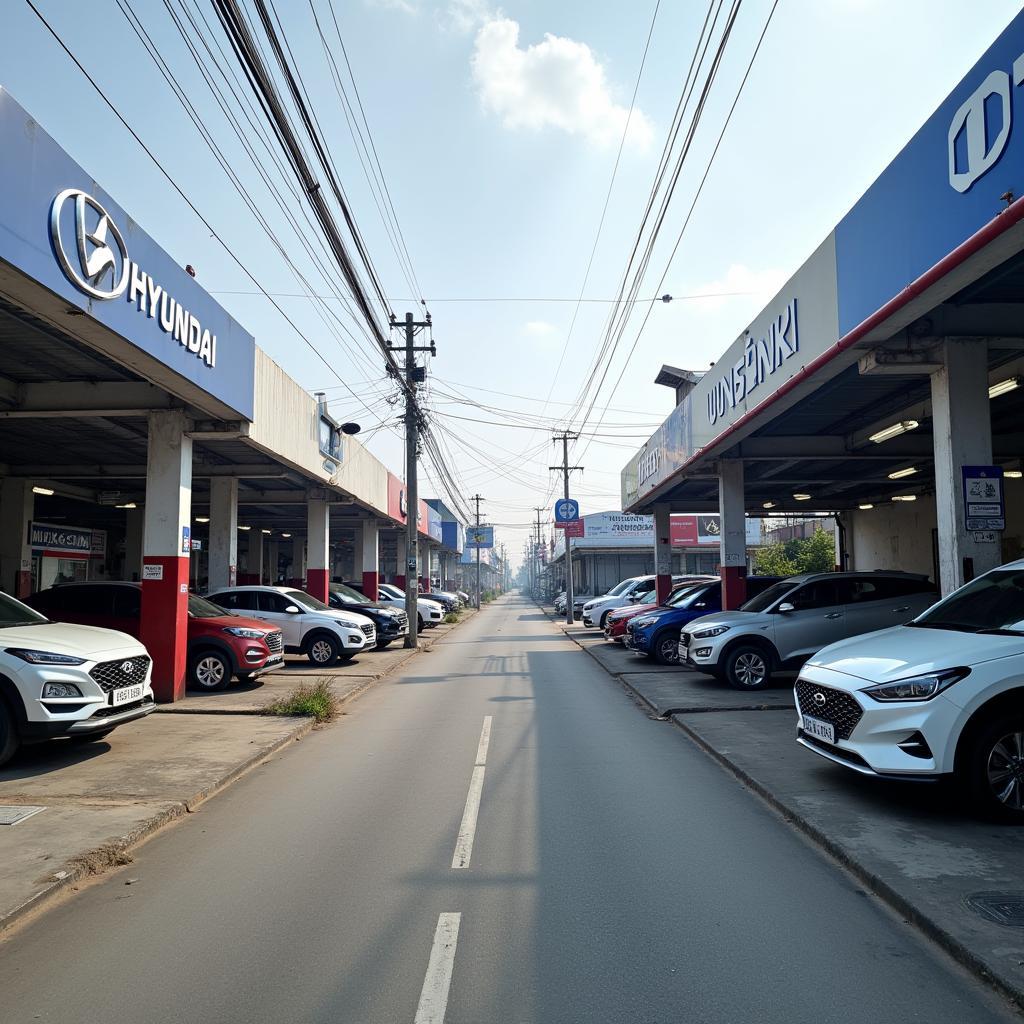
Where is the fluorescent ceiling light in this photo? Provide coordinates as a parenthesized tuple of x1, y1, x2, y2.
(892, 495, 917, 502)
(858, 503, 874, 510)
(31, 486, 54, 496)
(793, 493, 811, 501)
(195, 516, 210, 523)
(261, 529, 272, 534)
(887, 466, 917, 480)
(238, 525, 252, 531)
(115, 502, 137, 509)
(988, 377, 1021, 399)
(1005, 470, 1023, 479)
(762, 501, 775, 509)
(281, 532, 292, 538)
(869, 420, 919, 444)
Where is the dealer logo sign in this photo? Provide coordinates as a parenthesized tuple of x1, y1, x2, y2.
(50, 189, 217, 368)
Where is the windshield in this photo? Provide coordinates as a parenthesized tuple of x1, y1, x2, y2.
(740, 580, 796, 613)
(910, 570, 1024, 633)
(286, 589, 330, 612)
(380, 584, 403, 599)
(637, 588, 657, 604)
(671, 583, 716, 609)
(331, 583, 371, 605)
(188, 595, 228, 619)
(0, 592, 48, 627)
(605, 579, 634, 597)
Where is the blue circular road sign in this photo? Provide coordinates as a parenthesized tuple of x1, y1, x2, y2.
(554, 498, 580, 522)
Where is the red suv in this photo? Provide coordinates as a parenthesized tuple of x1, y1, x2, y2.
(27, 582, 284, 692)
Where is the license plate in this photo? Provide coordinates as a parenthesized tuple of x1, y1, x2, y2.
(802, 714, 835, 744)
(266, 655, 284, 665)
(677, 640, 688, 659)
(110, 684, 144, 707)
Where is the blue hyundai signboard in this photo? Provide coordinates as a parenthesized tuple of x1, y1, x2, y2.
(835, 9, 1024, 335)
(0, 90, 255, 419)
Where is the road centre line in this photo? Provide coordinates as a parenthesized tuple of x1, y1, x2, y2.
(451, 716, 492, 869)
(414, 913, 461, 1024)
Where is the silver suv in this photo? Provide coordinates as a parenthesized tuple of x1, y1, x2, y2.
(679, 572, 938, 690)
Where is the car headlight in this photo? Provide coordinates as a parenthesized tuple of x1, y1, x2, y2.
(633, 617, 656, 628)
(7, 648, 87, 665)
(691, 626, 730, 639)
(223, 626, 267, 639)
(861, 667, 970, 702)
(42, 682, 83, 698)
(337, 618, 363, 629)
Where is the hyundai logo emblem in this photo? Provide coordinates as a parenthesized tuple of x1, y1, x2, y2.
(121, 661, 135, 675)
(813, 691, 827, 707)
(50, 189, 130, 300)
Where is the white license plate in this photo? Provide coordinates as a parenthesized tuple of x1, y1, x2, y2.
(110, 684, 144, 707)
(802, 714, 835, 744)
(677, 641, 688, 659)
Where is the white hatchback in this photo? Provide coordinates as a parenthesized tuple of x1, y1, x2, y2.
(796, 559, 1024, 822)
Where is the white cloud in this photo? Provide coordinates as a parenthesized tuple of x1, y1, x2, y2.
(445, 0, 490, 33)
(470, 18, 653, 150)
(366, 0, 418, 15)
(524, 320, 556, 337)
(683, 264, 789, 314)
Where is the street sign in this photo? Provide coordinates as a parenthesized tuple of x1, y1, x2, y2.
(554, 498, 580, 523)
(465, 525, 494, 548)
(962, 465, 1005, 531)
(563, 519, 584, 539)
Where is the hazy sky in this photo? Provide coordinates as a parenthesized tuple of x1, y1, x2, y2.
(2, 0, 1021, 566)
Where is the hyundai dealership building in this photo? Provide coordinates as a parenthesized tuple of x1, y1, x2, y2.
(623, 11, 1024, 609)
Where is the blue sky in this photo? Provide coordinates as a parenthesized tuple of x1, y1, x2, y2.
(2, 0, 1021, 564)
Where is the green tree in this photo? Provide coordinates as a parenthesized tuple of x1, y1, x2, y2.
(754, 527, 836, 576)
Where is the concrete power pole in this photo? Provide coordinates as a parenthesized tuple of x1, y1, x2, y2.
(551, 431, 582, 624)
(471, 493, 485, 609)
(533, 507, 545, 599)
(388, 311, 434, 648)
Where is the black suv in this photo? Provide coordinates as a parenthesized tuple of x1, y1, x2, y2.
(328, 583, 408, 649)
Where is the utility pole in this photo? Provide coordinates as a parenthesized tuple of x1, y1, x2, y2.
(551, 431, 583, 624)
(471, 493, 485, 609)
(388, 311, 434, 648)
(533, 506, 546, 600)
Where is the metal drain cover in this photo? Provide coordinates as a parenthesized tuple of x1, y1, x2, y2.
(0, 805, 45, 826)
(965, 891, 1024, 927)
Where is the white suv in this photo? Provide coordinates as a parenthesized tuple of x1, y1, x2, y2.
(0, 590, 154, 767)
(375, 583, 445, 629)
(581, 576, 655, 629)
(207, 586, 376, 666)
(796, 559, 1024, 822)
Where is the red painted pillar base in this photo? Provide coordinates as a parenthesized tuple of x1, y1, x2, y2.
(306, 568, 329, 603)
(419, 575, 430, 593)
(721, 565, 748, 610)
(15, 570, 31, 600)
(140, 556, 189, 703)
(395, 574, 406, 589)
(362, 571, 379, 598)
(655, 573, 672, 604)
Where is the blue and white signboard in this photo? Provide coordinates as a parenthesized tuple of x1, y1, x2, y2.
(465, 525, 494, 549)
(962, 465, 1005, 531)
(554, 498, 580, 523)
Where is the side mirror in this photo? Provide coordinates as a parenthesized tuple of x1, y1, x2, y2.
(285, 605, 301, 614)
(777, 602, 795, 614)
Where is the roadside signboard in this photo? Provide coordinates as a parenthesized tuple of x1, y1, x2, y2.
(554, 498, 580, 523)
(465, 525, 494, 549)
(962, 465, 1005, 531)
(563, 519, 584, 539)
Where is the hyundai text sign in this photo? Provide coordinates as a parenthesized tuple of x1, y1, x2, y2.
(0, 91, 254, 418)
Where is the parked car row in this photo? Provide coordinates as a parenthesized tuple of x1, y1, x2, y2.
(0, 577, 470, 769)
(565, 565, 1024, 822)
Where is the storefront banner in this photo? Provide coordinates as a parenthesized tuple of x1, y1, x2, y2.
(427, 506, 443, 542)
(30, 522, 91, 556)
(440, 520, 465, 554)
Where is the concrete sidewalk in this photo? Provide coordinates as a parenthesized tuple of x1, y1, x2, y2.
(540, 601, 1024, 1012)
(0, 608, 476, 935)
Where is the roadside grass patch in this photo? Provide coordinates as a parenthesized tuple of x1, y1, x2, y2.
(262, 680, 339, 723)
(444, 611, 460, 624)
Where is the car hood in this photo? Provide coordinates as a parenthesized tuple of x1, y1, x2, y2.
(684, 610, 766, 632)
(418, 598, 444, 613)
(806, 625, 1024, 682)
(0, 621, 143, 659)
(206, 614, 279, 633)
(309, 608, 376, 627)
(609, 603, 657, 621)
(336, 601, 403, 617)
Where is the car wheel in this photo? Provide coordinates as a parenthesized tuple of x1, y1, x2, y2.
(965, 716, 1024, 823)
(189, 650, 232, 692)
(306, 634, 341, 666)
(68, 729, 115, 745)
(418, 615, 425, 631)
(652, 630, 680, 666)
(723, 643, 772, 690)
(0, 700, 20, 768)
(599, 611, 611, 630)
(376, 639, 392, 650)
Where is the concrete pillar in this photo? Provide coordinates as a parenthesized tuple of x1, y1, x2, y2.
(207, 477, 238, 591)
(267, 538, 279, 583)
(243, 528, 263, 585)
(931, 338, 999, 593)
(653, 502, 672, 603)
(141, 411, 192, 702)
(719, 459, 747, 609)
(0, 479, 33, 598)
(306, 497, 330, 602)
(125, 506, 143, 581)
(395, 531, 407, 589)
(361, 519, 380, 597)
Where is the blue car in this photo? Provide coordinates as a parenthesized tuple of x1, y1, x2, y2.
(624, 577, 782, 664)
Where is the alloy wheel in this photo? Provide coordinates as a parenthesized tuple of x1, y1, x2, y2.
(734, 652, 767, 688)
(986, 731, 1024, 810)
(657, 637, 678, 663)
(195, 655, 226, 689)
(310, 639, 334, 664)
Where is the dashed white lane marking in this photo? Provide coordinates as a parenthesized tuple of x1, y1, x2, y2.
(414, 913, 461, 1024)
(452, 716, 492, 869)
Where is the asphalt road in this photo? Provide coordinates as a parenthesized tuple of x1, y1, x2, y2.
(0, 594, 1019, 1023)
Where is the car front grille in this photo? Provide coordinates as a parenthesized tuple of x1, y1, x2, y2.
(393, 612, 408, 628)
(795, 680, 864, 740)
(265, 631, 284, 654)
(90, 655, 151, 693)
(92, 695, 154, 718)
(360, 623, 374, 638)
